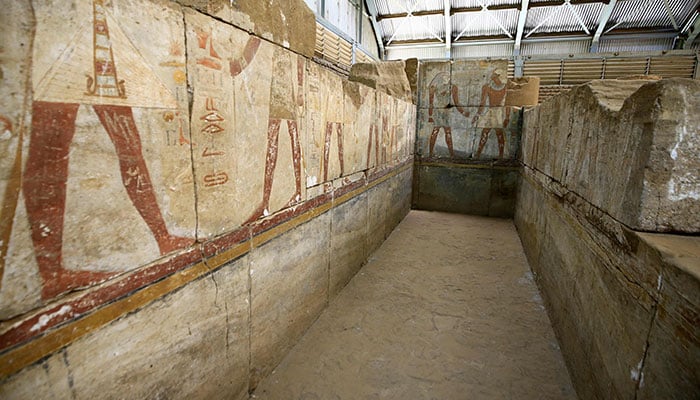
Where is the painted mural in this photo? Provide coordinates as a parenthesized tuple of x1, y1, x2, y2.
(417, 60, 521, 161)
(0, 1, 415, 319)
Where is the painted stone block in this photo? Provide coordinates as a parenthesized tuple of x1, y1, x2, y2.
(417, 60, 450, 109)
(348, 61, 412, 103)
(342, 80, 374, 175)
(174, 0, 316, 58)
(451, 59, 509, 108)
(1, 0, 195, 312)
(250, 212, 330, 389)
(65, 257, 251, 400)
(306, 63, 345, 186)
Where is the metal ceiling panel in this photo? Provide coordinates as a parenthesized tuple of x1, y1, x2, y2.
(452, 42, 515, 57)
(380, 14, 447, 41)
(452, 9, 519, 37)
(607, 0, 699, 31)
(521, 38, 592, 55)
(598, 36, 676, 52)
(525, 3, 604, 35)
(451, 0, 521, 7)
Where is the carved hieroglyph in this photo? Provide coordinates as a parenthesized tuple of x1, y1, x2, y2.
(0, 0, 195, 313)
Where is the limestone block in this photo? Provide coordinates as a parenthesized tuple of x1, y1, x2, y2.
(306, 63, 345, 185)
(349, 61, 412, 104)
(417, 60, 450, 110)
(417, 106, 520, 161)
(635, 233, 700, 399)
(175, 0, 316, 58)
(63, 257, 250, 400)
(330, 194, 368, 298)
(451, 59, 510, 108)
(1, 0, 196, 309)
(523, 78, 700, 232)
(250, 213, 330, 389)
(0, 0, 42, 319)
(506, 77, 540, 106)
(187, 11, 307, 231)
(404, 58, 419, 104)
(0, 350, 73, 400)
(342, 80, 375, 174)
(366, 182, 392, 256)
(515, 170, 700, 399)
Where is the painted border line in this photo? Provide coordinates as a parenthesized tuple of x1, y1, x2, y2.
(0, 159, 412, 379)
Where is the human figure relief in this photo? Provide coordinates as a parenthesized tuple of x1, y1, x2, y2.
(427, 72, 469, 158)
(321, 82, 344, 182)
(366, 94, 380, 169)
(24, 0, 190, 300)
(473, 68, 509, 159)
(245, 47, 304, 224)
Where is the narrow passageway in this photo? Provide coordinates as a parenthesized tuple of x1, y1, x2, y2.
(251, 210, 576, 399)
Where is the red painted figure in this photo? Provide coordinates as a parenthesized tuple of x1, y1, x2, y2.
(23, 0, 191, 300)
(473, 68, 510, 159)
(427, 72, 470, 158)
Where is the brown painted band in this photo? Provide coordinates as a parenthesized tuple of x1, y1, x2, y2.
(0, 160, 412, 379)
(417, 161, 519, 171)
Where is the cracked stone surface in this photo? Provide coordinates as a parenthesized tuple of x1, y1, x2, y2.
(250, 210, 576, 400)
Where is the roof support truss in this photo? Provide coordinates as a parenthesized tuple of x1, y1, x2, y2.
(444, 0, 452, 58)
(513, 0, 530, 55)
(590, 0, 617, 52)
(364, 0, 386, 58)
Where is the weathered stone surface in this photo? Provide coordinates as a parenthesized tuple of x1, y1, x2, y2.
(451, 59, 510, 108)
(349, 61, 413, 103)
(415, 165, 517, 217)
(1, 0, 196, 311)
(175, 0, 316, 58)
(250, 213, 331, 389)
(523, 78, 700, 232)
(366, 182, 393, 256)
(515, 166, 700, 400)
(330, 194, 368, 298)
(506, 77, 540, 106)
(403, 58, 419, 104)
(0, 350, 72, 400)
(342, 80, 376, 174)
(58, 257, 249, 400)
(0, 0, 42, 319)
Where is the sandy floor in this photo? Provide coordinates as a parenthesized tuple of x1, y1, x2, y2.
(250, 210, 577, 400)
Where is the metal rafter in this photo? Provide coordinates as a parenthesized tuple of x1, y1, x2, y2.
(514, 0, 530, 55)
(591, 0, 618, 52)
(364, 0, 386, 58)
(682, 11, 700, 49)
(444, 0, 452, 58)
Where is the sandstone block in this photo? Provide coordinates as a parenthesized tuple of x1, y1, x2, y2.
(506, 77, 540, 106)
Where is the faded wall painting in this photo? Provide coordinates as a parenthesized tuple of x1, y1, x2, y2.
(0, 0, 195, 314)
(417, 60, 521, 161)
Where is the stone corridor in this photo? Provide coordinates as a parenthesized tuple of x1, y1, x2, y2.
(250, 210, 576, 399)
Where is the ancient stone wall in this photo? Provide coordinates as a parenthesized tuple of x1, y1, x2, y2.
(412, 59, 538, 217)
(515, 79, 699, 399)
(0, 1, 415, 398)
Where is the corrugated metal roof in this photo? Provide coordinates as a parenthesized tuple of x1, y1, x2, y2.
(366, 0, 699, 59)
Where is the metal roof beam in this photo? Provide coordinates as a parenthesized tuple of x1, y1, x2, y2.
(661, 0, 679, 30)
(590, 0, 617, 52)
(364, 0, 386, 59)
(514, 0, 530, 55)
(682, 12, 700, 49)
(376, 0, 610, 21)
(444, 0, 452, 58)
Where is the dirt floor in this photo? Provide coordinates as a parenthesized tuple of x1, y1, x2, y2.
(250, 210, 577, 399)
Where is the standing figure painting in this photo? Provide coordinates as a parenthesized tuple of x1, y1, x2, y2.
(427, 72, 470, 158)
(23, 0, 190, 299)
(473, 68, 509, 159)
(245, 47, 305, 223)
